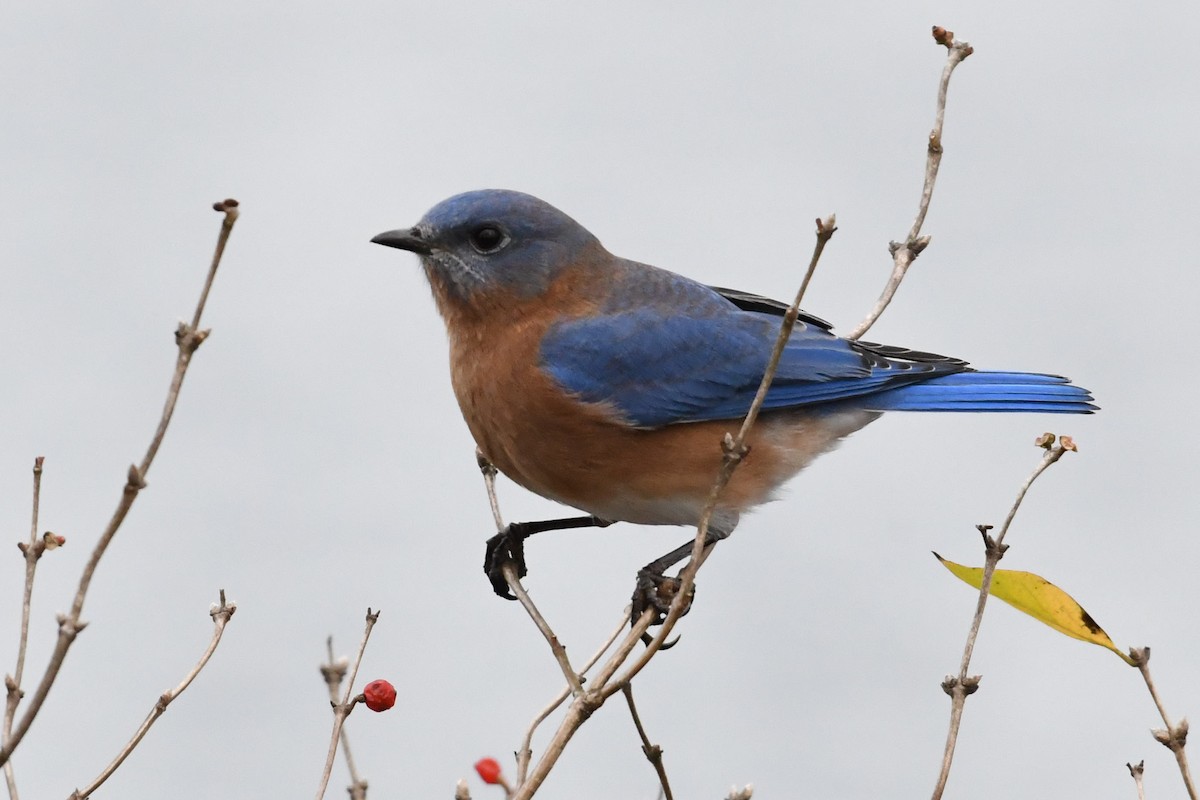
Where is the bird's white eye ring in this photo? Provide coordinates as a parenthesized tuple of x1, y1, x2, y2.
(469, 225, 509, 254)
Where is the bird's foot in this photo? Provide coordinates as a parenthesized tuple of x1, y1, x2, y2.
(484, 524, 529, 600)
(631, 568, 694, 648)
(483, 515, 612, 600)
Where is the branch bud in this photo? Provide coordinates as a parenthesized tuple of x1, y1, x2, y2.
(126, 464, 147, 491)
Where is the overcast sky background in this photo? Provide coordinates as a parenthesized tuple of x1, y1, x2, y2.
(2, 2, 1198, 798)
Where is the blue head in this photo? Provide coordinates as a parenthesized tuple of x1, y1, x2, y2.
(371, 190, 602, 304)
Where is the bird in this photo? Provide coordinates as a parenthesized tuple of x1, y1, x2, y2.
(371, 189, 1095, 614)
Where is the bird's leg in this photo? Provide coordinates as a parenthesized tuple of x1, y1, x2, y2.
(631, 527, 732, 645)
(485, 515, 613, 600)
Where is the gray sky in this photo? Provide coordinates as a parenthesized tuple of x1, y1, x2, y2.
(2, 1, 1198, 798)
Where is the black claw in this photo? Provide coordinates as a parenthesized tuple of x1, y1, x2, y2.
(631, 568, 695, 631)
(639, 631, 682, 650)
(484, 525, 528, 600)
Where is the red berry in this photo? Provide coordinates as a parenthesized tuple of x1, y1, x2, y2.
(362, 679, 396, 712)
(474, 757, 503, 785)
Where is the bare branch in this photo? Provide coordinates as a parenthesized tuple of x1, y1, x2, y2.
(734, 214, 837, 447)
(69, 591, 236, 799)
(12, 458, 44, 700)
(0, 199, 239, 769)
(1129, 648, 1197, 800)
(479, 455, 584, 696)
(502, 568, 583, 696)
(477, 449, 504, 532)
(848, 27, 973, 341)
(1127, 760, 1146, 800)
(514, 613, 628, 785)
(315, 608, 380, 800)
(508, 572, 583, 695)
(613, 214, 837, 687)
(953, 440, 1068, 675)
(320, 638, 367, 800)
(931, 435, 1073, 800)
(622, 684, 673, 800)
(4, 456, 50, 800)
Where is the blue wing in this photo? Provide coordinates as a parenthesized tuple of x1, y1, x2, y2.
(539, 278, 1095, 427)
(541, 283, 970, 427)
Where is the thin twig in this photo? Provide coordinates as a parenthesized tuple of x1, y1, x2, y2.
(316, 608, 380, 800)
(1130, 648, 1197, 800)
(513, 696, 600, 800)
(954, 442, 1068, 675)
(321, 637, 367, 800)
(12, 459, 44, 711)
(1127, 760, 1146, 800)
(848, 27, 973, 341)
(736, 215, 837, 446)
(0, 199, 239, 770)
(930, 436, 1072, 800)
(622, 684, 673, 800)
(510, 215, 837, 800)
(69, 591, 236, 799)
(514, 613, 629, 785)
(477, 450, 504, 532)
(4, 457, 50, 800)
(503, 566, 584, 695)
(479, 449, 635, 789)
(614, 215, 837, 687)
(478, 455, 583, 696)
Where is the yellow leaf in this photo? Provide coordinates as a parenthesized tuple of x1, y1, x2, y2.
(934, 553, 1134, 666)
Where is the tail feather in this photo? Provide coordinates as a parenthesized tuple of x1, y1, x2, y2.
(863, 372, 1097, 414)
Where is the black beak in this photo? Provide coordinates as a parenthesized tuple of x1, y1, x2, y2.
(371, 227, 434, 256)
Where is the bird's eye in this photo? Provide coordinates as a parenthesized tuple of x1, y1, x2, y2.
(468, 225, 508, 254)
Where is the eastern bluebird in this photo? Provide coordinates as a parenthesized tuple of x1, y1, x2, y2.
(372, 190, 1094, 609)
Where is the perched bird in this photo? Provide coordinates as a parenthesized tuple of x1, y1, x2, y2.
(372, 189, 1094, 609)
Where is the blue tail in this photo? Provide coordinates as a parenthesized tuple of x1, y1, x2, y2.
(863, 372, 1097, 414)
